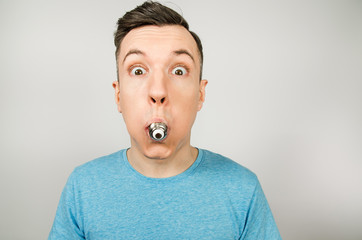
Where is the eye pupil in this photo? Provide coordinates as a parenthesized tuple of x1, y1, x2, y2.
(175, 69, 183, 75)
(135, 69, 143, 75)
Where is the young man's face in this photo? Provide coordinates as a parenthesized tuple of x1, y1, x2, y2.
(113, 25, 207, 160)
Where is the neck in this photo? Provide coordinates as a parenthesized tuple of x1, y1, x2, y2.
(127, 145, 198, 178)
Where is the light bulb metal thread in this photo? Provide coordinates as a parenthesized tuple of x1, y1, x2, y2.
(148, 122, 167, 141)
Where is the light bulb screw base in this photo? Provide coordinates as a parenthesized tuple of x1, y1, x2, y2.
(148, 122, 167, 141)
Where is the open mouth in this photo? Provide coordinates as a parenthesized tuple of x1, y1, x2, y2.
(148, 122, 168, 141)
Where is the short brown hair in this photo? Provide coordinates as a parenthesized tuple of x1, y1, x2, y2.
(114, 1, 203, 79)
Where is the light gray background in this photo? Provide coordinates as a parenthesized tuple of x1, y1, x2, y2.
(1, 0, 361, 239)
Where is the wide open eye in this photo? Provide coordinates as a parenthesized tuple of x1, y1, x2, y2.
(172, 66, 187, 76)
(131, 66, 146, 76)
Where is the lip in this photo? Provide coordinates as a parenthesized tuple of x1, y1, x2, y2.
(144, 118, 167, 129)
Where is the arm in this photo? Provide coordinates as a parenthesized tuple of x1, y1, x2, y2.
(240, 180, 282, 240)
(48, 172, 85, 240)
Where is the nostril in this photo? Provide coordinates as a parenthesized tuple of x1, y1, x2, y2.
(150, 97, 165, 104)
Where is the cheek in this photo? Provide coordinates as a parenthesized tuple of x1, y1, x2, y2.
(120, 80, 146, 106)
(120, 89, 145, 122)
(180, 86, 200, 109)
(171, 89, 199, 123)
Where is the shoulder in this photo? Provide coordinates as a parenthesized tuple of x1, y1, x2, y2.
(200, 149, 257, 179)
(70, 149, 125, 181)
(198, 149, 258, 188)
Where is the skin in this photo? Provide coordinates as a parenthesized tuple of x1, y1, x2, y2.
(113, 25, 208, 178)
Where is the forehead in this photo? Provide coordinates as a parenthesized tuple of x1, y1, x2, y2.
(119, 25, 199, 63)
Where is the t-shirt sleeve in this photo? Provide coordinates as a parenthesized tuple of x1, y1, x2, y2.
(48, 171, 85, 240)
(240, 180, 282, 240)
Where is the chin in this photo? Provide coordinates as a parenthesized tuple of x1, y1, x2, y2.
(142, 144, 173, 160)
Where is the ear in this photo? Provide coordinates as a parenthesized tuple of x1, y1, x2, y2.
(112, 81, 122, 113)
(197, 79, 208, 111)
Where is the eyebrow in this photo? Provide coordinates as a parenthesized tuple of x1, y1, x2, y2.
(173, 49, 195, 63)
(122, 48, 195, 64)
(123, 49, 145, 63)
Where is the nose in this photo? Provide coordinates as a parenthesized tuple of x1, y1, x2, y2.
(148, 70, 168, 105)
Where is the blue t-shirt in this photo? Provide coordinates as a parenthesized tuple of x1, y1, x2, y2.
(49, 149, 281, 239)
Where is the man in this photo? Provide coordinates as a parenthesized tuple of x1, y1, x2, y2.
(49, 1, 281, 239)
